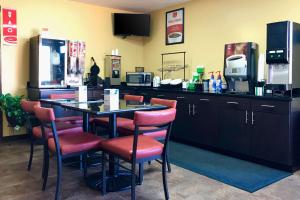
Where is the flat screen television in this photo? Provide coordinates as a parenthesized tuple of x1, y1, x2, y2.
(113, 13, 150, 36)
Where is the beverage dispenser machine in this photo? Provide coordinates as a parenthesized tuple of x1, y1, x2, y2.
(30, 36, 67, 88)
(224, 42, 258, 94)
(266, 21, 300, 96)
(104, 55, 121, 86)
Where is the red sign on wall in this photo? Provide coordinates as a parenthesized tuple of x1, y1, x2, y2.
(2, 8, 17, 45)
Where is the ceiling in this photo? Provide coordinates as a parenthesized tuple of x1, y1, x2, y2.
(71, 0, 190, 13)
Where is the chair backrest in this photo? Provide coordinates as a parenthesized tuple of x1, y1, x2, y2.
(150, 98, 177, 109)
(134, 108, 176, 127)
(49, 93, 76, 99)
(124, 94, 144, 102)
(21, 100, 41, 114)
(21, 100, 41, 130)
(34, 106, 61, 155)
(131, 108, 177, 162)
(34, 106, 56, 123)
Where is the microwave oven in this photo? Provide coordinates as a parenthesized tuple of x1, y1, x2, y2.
(126, 72, 152, 86)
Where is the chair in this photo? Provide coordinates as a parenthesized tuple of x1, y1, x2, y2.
(34, 106, 104, 200)
(117, 98, 177, 176)
(21, 100, 82, 171)
(49, 93, 83, 125)
(93, 94, 144, 129)
(21, 100, 41, 171)
(101, 108, 176, 200)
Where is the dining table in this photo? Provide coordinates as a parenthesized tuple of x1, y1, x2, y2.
(40, 98, 167, 192)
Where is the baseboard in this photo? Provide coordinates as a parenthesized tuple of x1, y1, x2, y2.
(0, 134, 29, 142)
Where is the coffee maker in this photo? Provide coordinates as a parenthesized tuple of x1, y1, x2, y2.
(265, 21, 300, 96)
(104, 55, 121, 86)
(224, 42, 258, 94)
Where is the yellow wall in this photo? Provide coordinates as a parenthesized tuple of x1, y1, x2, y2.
(144, 0, 300, 79)
(2, 0, 300, 136)
(0, 0, 144, 136)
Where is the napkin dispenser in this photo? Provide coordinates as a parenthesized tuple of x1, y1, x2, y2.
(75, 86, 87, 102)
(104, 89, 119, 110)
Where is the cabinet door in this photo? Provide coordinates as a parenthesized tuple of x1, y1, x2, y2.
(251, 100, 291, 165)
(218, 97, 251, 155)
(191, 95, 218, 147)
(170, 95, 191, 141)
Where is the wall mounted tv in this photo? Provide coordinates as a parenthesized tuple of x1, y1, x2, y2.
(113, 13, 150, 37)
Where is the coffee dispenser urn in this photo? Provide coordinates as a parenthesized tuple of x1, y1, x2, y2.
(104, 55, 121, 86)
(224, 42, 259, 94)
(266, 21, 300, 96)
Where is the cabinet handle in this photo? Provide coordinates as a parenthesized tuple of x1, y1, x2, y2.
(260, 104, 275, 108)
(245, 110, 248, 124)
(176, 96, 185, 99)
(251, 111, 254, 125)
(193, 104, 195, 116)
(200, 98, 209, 102)
(227, 101, 239, 105)
(188, 104, 191, 115)
(157, 94, 165, 97)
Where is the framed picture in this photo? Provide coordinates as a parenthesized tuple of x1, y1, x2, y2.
(166, 8, 184, 45)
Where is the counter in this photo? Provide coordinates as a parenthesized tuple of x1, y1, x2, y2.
(115, 86, 294, 101)
(117, 85, 300, 172)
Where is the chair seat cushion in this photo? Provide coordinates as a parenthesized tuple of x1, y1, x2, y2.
(93, 117, 133, 128)
(55, 116, 83, 124)
(32, 123, 82, 138)
(101, 135, 163, 161)
(117, 124, 167, 139)
(48, 133, 103, 155)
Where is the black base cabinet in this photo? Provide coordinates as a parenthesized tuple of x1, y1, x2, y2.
(121, 87, 300, 171)
(250, 100, 291, 166)
(218, 97, 251, 155)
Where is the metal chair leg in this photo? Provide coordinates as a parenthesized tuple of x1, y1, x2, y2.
(166, 154, 171, 173)
(42, 149, 49, 191)
(55, 155, 62, 200)
(162, 154, 169, 200)
(83, 153, 88, 178)
(131, 163, 136, 200)
(138, 163, 144, 185)
(42, 141, 47, 179)
(27, 138, 34, 171)
(101, 152, 106, 195)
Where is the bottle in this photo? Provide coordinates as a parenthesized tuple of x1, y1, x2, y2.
(216, 71, 222, 93)
(209, 72, 216, 92)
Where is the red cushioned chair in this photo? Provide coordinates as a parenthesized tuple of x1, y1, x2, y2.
(117, 98, 177, 176)
(101, 108, 176, 200)
(21, 100, 83, 178)
(93, 94, 144, 130)
(21, 100, 41, 171)
(49, 93, 83, 125)
(34, 106, 104, 200)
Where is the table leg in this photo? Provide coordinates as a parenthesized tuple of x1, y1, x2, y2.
(82, 112, 90, 132)
(82, 112, 90, 170)
(86, 113, 136, 192)
(108, 114, 117, 175)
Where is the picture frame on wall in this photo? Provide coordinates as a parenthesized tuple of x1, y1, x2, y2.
(166, 8, 184, 45)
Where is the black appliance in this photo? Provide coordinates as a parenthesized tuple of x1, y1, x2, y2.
(265, 21, 300, 96)
(223, 42, 258, 94)
(113, 13, 150, 36)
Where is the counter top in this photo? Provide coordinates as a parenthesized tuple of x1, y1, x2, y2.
(116, 86, 295, 102)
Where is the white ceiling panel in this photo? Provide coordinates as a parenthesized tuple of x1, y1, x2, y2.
(71, 0, 190, 13)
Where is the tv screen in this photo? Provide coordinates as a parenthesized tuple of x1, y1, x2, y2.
(114, 13, 150, 36)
